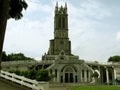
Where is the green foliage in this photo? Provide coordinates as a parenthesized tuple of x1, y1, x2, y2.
(108, 55, 120, 62)
(9, 0, 28, 20)
(28, 69, 37, 79)
(14, 70, 21, 75)
(9, 69, 51, 81)
(92, 71, 99, 78)
(36, 69, 50, 81)
(1, 51, 7, 61)
(2, 51, 34, 61)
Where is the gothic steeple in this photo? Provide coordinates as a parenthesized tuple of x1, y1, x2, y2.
(48, 2, 71, 55)
(54, 2, 68, 39)
(55, 2, 58, 13)
(65, 2, 67, 12)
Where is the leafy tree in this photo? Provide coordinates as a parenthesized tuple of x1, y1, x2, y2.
(2, 52, 34, 61)
(9, 69, 51, 81)
(2, 51, 7, 61)
(92, 71, 99, 78)
(108, 55, 120, 62)
(0, 0, 28, 70)
(36, 69, 50, 81)
(27, 69, 37, 79)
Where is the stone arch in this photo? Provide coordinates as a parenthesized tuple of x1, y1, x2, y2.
(60, 65, 78, 83)
(61, 65, 77, 72)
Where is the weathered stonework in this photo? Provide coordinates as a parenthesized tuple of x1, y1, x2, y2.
(42, 2, 93, 84)
(2, 2, 119, 85)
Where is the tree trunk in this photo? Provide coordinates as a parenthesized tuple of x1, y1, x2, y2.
(0, 0, 9, 70)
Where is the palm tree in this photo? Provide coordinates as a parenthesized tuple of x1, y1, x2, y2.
(0, 0, 28, 70)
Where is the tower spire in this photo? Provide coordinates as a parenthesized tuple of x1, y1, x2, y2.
(55, 2, 58, 13)
(56, 1, 58, 7)
(48, 2, 71, 55)
(65, 2, 67, 13)
(65, 2, 67, 8)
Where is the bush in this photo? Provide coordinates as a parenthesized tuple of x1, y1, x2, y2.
(28, 69, 37, 79)
(36, 69, 50, 81)
(9, 69, 51, 81)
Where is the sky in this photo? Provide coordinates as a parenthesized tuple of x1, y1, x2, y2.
(3, 0, 120, 62)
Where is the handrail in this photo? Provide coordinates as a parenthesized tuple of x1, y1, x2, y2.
(0, 70, 49, 90)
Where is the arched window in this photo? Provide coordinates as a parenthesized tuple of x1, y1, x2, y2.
(62, 17, 65, 28)
(61, 65, 77, 72)
(58, 17, 61, 28)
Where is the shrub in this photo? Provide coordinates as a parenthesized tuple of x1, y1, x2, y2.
(36, 69, 50, 81)
(9, 69, 51, 81)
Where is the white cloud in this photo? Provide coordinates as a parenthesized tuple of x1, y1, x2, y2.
(27, 0, 51, 12)
(4, 1, 54, 60)
(116, 32, 120, 41)
(3, 0, 120, 62)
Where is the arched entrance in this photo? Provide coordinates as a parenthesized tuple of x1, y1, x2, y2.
(64, 66, 74, 83)
(61, 66, 77, 83)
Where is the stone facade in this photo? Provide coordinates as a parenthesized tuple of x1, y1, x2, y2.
(42, 2, 93, 84)
(2, 2, 120, 85)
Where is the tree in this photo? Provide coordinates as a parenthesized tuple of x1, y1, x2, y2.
(1, 52, 34, 61)
(6, 52, 34, 61)
(2, 51, 7, 61)
(9, 69, 51, 81)
(36, 69, 50, 81)
(0, 0, 28, 70)
(108, 55, 120, 62)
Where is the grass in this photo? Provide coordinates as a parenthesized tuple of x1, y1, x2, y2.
(68, 85, 120, 90)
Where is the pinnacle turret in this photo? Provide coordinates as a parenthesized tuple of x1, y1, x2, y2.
(55, 2, 67, 14)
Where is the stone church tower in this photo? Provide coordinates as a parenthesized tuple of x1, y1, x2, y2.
(48, 2, 71, 55)
(41, 2, 93, 84)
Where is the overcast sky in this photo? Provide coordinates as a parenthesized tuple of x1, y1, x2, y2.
(3, 0, 120, 62)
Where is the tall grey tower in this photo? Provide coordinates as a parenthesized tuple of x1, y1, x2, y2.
(41, 2, 93, 85)
(48, 2, 71, 55)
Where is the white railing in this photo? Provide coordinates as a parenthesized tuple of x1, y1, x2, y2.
(0, 70, 49, 90)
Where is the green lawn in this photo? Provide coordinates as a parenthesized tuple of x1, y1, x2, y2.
(68, 85, 120, 90)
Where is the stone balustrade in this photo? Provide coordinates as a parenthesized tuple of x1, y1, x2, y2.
(0, 70, 49, 90)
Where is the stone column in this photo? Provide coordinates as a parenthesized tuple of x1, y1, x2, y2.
(57, 71, 60, 83)
(88, 71, 91, 82)
(106, 67, 109, 85)
(81, 71, 83, 82)
(84, 70, 87, 82)
(53, 71, 56, 82)
(113, 67, 116, 79)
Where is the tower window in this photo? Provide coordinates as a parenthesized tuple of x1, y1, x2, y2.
(58, 17, 61, 28)
(62, 17, 65, 28)
(60, 56, 64, 60)
(60, 40, 64, 44)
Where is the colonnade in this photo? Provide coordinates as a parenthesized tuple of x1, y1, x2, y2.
(81, 70, 91, 83)
(50, 69, 92, 83)
(105, 66, 115, 84)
